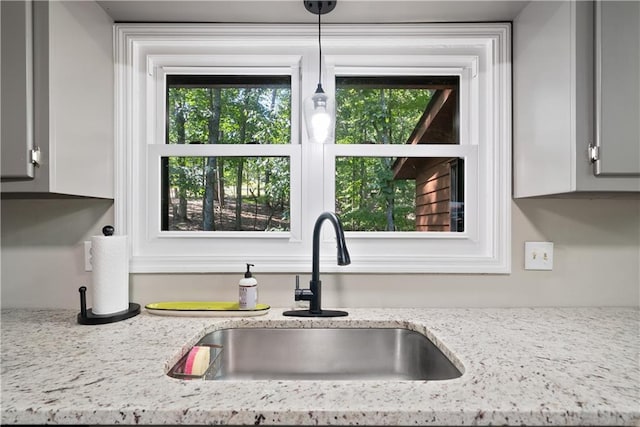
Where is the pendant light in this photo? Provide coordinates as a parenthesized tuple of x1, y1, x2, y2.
(303, 1, 337, 143)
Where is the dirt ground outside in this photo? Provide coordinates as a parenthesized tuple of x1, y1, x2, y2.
(168, 196, 289, 232)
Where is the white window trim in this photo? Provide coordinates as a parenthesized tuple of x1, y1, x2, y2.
(114, 23, 511, 274)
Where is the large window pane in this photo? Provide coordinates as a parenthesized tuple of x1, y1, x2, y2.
(336, 76, 459, 145)
(166, 75, 291, 145)
(336, 156, 464, 232)
(161, 156, 290, 232)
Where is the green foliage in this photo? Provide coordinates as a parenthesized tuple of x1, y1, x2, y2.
(166, 82, 292, 231)
(335, 157, 416, 231)
(334, 86, 432, 231)
(168, 86, 291, 145)
(166, 84, 292, 207)
(335, 87, 431, 144)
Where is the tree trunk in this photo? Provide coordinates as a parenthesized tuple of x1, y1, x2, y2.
(203, 88, 221, 231)
(359, 157, 366, 216)
(378, 89, 396, 231)
(265, 167, 271, 210)
(217, 157, 225, 210)
(262, 89, 278, 210)
(235, 158, 244, 230)
(175, 99, 188, 222)
(383, 157, 396, 231)
(351, 158, 357, 228)
(249, 187, 258, 230)
(234, 90, 250, 230)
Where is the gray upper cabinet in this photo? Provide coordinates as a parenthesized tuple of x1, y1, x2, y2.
(594, 0, 640, 176)
(1, 1, 35, 180)
(1, 1, 114, 198)
(513, 0, 640, 198)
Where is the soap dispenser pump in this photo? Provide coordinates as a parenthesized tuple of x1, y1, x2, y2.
(239, 263, 257, 310)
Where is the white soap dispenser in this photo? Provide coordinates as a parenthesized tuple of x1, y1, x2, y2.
(239, 263, 257, 310)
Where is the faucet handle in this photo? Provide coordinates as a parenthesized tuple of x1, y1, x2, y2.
(293, 275, 313, 302)
(294, 275, 302, 299)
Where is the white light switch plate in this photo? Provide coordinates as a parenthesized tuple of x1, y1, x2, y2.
(524, 241, 553, 270)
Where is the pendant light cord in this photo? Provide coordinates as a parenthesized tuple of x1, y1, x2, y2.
(317, 7, 322, 87)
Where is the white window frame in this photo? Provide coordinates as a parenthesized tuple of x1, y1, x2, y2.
(114, 23, 511, 274)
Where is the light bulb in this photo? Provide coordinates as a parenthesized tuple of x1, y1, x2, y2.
(311, 110, 331, 143)
(304, 85, 334, 143)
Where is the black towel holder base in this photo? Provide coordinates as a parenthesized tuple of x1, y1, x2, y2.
(77, 286, 140, 325)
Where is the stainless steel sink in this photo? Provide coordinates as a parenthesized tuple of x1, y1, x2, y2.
(169, 328, 463, 381)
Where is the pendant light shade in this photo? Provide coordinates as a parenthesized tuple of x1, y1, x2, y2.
(304, 84, 334, 144)
(303, 1, 336, 143)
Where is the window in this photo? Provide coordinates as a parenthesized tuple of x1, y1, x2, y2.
(162, 155, 291, 232)
(163, 75, 292, 232)
(333, 76, 462, 232)
(115, 24, 511, 273)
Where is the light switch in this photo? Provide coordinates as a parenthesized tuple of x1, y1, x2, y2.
(524, 241, 553, 270)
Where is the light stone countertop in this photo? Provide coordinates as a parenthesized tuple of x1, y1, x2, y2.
(1, 307, 638, 426)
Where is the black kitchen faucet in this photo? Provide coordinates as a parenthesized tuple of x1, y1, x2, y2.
(283, 211, 350, 317)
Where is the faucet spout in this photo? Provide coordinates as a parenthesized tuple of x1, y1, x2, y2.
(311, 212, 350, 283)
(284, 211, 350, 318)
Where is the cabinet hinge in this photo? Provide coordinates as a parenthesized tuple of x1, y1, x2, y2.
(30, 147, 41, 166)
(588, 143, 599, 163)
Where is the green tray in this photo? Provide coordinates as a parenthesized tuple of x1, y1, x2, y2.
(145, 301, 270, 317)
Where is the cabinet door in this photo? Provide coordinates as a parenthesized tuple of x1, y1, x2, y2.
(594, 0, 640, 176)
(1, 0, 35, 179)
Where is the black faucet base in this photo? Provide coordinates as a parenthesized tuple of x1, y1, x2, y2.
(283, 309, 348, 317)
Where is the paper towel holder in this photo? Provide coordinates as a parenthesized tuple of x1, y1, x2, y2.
(77, 286, 140, 325)
(77, 225, 140, 325)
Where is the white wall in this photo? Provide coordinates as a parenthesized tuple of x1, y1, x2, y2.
(2, 197, 638, 309)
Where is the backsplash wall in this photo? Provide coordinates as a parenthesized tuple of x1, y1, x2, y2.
(1, 197, 639, 309)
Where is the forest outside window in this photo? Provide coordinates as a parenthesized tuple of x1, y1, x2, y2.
(162, 156, 290, 232)
(333, 76, 464, 233)
(162, 75, 291, 232)
(115, 24, 511, 273)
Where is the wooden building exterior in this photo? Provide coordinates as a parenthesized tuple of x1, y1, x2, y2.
(392, 88, 464, 232)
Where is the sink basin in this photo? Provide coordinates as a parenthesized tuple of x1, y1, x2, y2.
(169, 327, 463, 381)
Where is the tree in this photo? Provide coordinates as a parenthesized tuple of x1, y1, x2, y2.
(203, 88, 221, 231)
(173, 89, 188, 222)
(165, 79, 292, 232)
(334, 84, 432, 231)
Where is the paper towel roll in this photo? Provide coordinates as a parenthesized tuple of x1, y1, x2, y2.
(91, 235, 129, 315)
